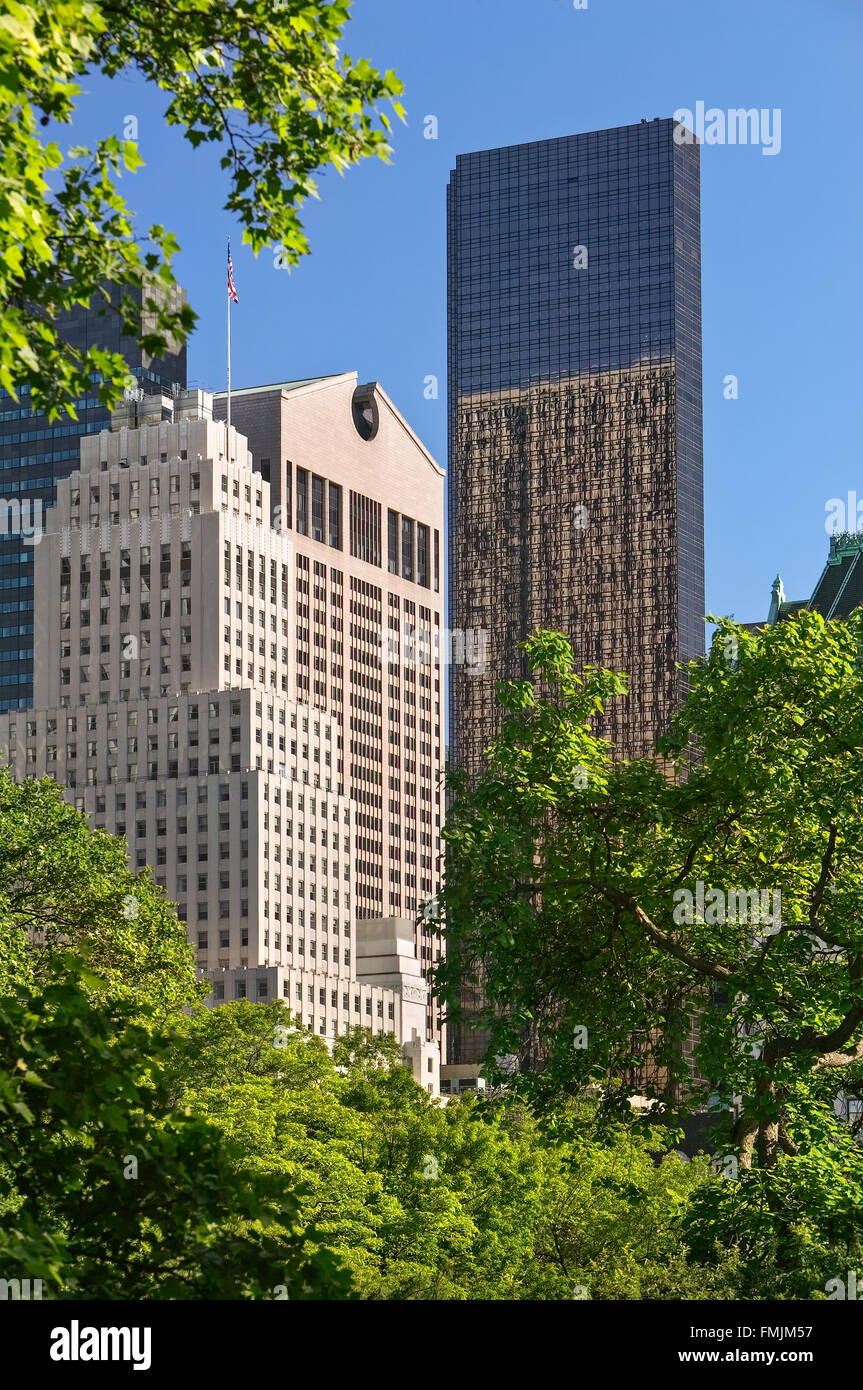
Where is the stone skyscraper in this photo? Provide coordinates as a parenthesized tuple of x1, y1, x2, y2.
(447, 118, 704, 1062)
(0, 381, 443, 1090)
(212, 377, 446, 1046)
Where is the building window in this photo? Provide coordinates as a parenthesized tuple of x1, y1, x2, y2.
(387, 509, 399, 574)
(311, 474, 325, 543)
(282, 462, 293, 530)
(417, 523, 429, 588)
(349, 491, 381, 567)
(401, 517, 414, 582)
(328, 482, 342, 550)
(296, 468, 309, 536)
(351, 385, 379, 440)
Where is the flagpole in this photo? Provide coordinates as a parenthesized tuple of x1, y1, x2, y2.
(226, 238, 238, 453)
(226, 268, 232, 443)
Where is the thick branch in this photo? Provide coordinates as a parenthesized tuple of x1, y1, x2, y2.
(612, 893, 733, 983)
(809, 822, 838, 930)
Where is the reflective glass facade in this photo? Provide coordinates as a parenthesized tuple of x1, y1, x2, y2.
(447, 119, 704, 1062)
(0, 284, 186, 708)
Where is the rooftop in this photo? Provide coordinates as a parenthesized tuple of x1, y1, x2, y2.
(766, 532, 863, 626)
(212, 375, 350, 399)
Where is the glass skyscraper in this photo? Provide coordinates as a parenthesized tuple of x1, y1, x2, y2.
(0, 283, 186, 710)
(447, 118, 704, 1063)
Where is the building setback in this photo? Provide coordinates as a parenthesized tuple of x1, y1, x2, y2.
(0, 283, 187, 711)
(0, 383, 442, 1091)
(447, 118, 704, 1063)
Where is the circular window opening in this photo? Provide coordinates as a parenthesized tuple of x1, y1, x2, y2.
(351, 386, 379, 441)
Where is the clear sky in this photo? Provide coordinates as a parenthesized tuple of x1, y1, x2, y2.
(72, 0, 861, 627)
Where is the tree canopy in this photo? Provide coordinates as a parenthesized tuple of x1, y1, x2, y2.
(0, 766, 201, 1018)
(1, 767, 721, 1301)
(4, 663, 859, 1299)
(0, 769, 351, 1297)
(435, 619, 863, 1286)
(0, 0, 404, 415)
(160, 1000, 729, 1300)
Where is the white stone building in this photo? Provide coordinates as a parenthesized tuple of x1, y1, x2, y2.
(0, 385, 442, 1094)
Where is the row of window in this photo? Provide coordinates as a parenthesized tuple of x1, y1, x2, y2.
(210, 977, 396, 1033)
(16, 699, 320, 735)
(200, 934, 353, 962)
(293, 469, 341, 549)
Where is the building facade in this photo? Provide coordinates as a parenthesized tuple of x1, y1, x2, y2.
(0, 384, 442, 1090)
(0, 283, 187, 711)
(447, 118, 704, 1062)
(212, 377, 446, 1043)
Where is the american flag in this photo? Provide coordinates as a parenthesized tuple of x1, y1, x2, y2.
(227, 241, 238, 304)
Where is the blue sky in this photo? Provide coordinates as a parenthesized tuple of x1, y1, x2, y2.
(73, 0, 861, 626)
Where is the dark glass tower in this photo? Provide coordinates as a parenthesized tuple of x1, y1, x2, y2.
(0, 283, 186, 710)
(447, 119, 704, 1063)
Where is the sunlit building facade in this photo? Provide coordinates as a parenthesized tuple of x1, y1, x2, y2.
(0, 383, 443, 1091)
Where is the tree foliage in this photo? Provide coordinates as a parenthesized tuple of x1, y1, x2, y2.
(0, 769, 349, 1297)
(0, 0, 404, 415)
(161, 1001, 729, 1300)
(0, 967, 350, 1299)
(6, 687, 858, 1298)
(0, 766, 201, 1018)
(435, 620, 863, 1277)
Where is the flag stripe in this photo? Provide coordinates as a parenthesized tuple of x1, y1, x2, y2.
(227, 242, 239, 303)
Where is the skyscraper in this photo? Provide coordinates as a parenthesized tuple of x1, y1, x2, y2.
(0, 283, 187, 711)
(447, 118, 704, 1062)
(212, 377, 446, 1045)
(0, 386, 442, 1091)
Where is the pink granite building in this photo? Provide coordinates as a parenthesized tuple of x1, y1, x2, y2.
(213, 374, 446, 1042)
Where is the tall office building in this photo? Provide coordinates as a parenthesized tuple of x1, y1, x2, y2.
(212, 377, 446, 1043)
(0, 283, 187, 711)
(447, 118, 704, 1062)
(0, 381, 443, 1088)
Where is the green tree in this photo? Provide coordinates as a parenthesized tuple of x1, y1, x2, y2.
(0, 766, 201, 1020)
(162, 1000, 730, 1299)
(0, 962, 351, 1298)
(0, 769, 350, 1297)
(163, 1002, 543, 1299)
(523, 1109, 733, 1300)
(0, 0, 403, 415)
(435, 620, 863, 1282)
